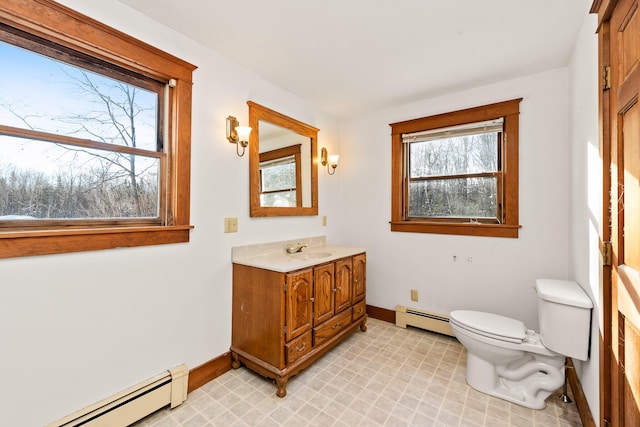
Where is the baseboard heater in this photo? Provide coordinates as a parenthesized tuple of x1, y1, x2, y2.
(396, 305, 455, 337)
(47, 364, 189, 427)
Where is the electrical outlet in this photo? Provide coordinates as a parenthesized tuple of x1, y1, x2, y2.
(224, 217, 238, 233)
(410, 289, 419, 302)
(467, 257, 473, 263)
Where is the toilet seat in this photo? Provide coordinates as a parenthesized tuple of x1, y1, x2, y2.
(450, 310, 526, 343)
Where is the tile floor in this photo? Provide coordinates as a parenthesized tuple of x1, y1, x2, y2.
(134, 318, 583, 426)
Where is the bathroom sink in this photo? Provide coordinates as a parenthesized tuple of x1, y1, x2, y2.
(289, 251, 332, 260)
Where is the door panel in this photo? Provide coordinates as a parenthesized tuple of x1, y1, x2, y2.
(313, 263, 335, 325)
(618, 266, 640, 425)
(352, 254, 366, 303)
(335, 258, 352, 313)
(285, 269, 313, 341)
(622, 102, 640, 269)
(610, 0, 640, 423)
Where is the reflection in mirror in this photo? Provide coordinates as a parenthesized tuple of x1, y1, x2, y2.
(248, 102, 318, 217)
(259, 122, 308, 207)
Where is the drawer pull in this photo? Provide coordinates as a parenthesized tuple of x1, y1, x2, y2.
(295, 342, 306, 352)
(357, 308, 363, 313)
(332, 323, 341, 329)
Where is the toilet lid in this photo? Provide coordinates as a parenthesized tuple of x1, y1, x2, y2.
(450, 310, 526, 343)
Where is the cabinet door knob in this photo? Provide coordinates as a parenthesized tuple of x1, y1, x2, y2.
(332, 288, 337, 293)
(310, 297, 315, 302)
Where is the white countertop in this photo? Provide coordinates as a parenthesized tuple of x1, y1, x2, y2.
(232, 236, 365, 273)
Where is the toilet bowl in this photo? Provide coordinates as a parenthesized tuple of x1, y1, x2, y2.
(450, 279, 592, 409)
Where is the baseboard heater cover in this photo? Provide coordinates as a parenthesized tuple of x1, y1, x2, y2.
(396, 305, 455, 337)
(47, 364, 189, 427)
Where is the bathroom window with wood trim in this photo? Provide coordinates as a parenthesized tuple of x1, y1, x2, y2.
(390, 99, 522, 238)
(0, 0, 196, 258)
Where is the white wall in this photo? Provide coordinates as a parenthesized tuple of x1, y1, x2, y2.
(0, 2, 341, 426)
(338, 69, 571, 329)
(568, 11, 600, 422)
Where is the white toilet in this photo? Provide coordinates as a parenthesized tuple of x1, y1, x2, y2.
(449, 279, 593, 409)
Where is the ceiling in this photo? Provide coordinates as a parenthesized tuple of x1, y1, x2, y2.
(117, 0, 590, 119)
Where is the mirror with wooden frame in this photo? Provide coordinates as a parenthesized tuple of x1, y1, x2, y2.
(248, 101, 318, 217)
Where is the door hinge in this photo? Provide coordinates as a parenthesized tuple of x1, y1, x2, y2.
(284, 325, 287, 334)
(603, 66, 611, 90)
(603, 241, 612, 266)
(603, 418, 611, 427)
(284, 282, 287, 293)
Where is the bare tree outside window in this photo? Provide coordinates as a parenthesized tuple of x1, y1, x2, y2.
(0, 39, 161, 221)
(408, 132, 499, 219)
(260, 157, 297, 207)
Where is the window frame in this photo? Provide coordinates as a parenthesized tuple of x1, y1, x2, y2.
(0, 0, 196, 258)
(390, 99, 522, 238)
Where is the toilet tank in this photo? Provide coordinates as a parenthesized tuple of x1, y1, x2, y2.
(535, 279, 593, 361)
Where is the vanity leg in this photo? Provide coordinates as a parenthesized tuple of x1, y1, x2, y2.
(275, 378, 287, 398)
(231, 352, 241, 369)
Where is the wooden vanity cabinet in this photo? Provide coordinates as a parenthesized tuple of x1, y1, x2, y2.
(231, 253, 367, 397)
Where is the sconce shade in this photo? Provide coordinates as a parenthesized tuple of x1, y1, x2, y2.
(328, 154, 339, 168)
(236, 126, 252, 143)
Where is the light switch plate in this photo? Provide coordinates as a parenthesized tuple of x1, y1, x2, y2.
(224, 217, 238, 233)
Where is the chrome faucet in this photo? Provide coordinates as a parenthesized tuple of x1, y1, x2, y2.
(286, 243, 308, 254)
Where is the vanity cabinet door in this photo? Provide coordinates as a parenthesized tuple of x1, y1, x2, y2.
(313, 263, 335, 326)
(352, 254, 366, 303)
(334, 258, 352, 313)
(285, 269, 313, 342)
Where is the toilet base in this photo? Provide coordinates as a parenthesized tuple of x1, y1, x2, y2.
(465, 352, 564, 409)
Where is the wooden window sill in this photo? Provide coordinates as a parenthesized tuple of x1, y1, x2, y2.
(0, 225, 193, 258)
(390, 221, 521, 238)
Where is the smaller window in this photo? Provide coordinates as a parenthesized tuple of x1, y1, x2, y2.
(259, 145, 302, 208)
(390, 99, 522, 238)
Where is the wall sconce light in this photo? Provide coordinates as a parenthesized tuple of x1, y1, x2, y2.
(321, 147, 339, 175)
(226, 115, 252, 157)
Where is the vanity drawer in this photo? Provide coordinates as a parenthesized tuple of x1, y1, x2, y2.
(313, 309, 352, 346)
(352, 300, 366, 320)
(285, 331, 312, 364)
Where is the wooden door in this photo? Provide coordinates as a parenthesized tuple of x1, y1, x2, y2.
(314, 263, 335, 325)
(285, 269, 313, 342)
(352, 254, 366, 303)
(595, 0, 640, 424)
(335, 258, 353, 313)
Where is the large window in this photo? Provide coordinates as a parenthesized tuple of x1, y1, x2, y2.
(0, 0, 196, 258)
(390, 99, 522, 238)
